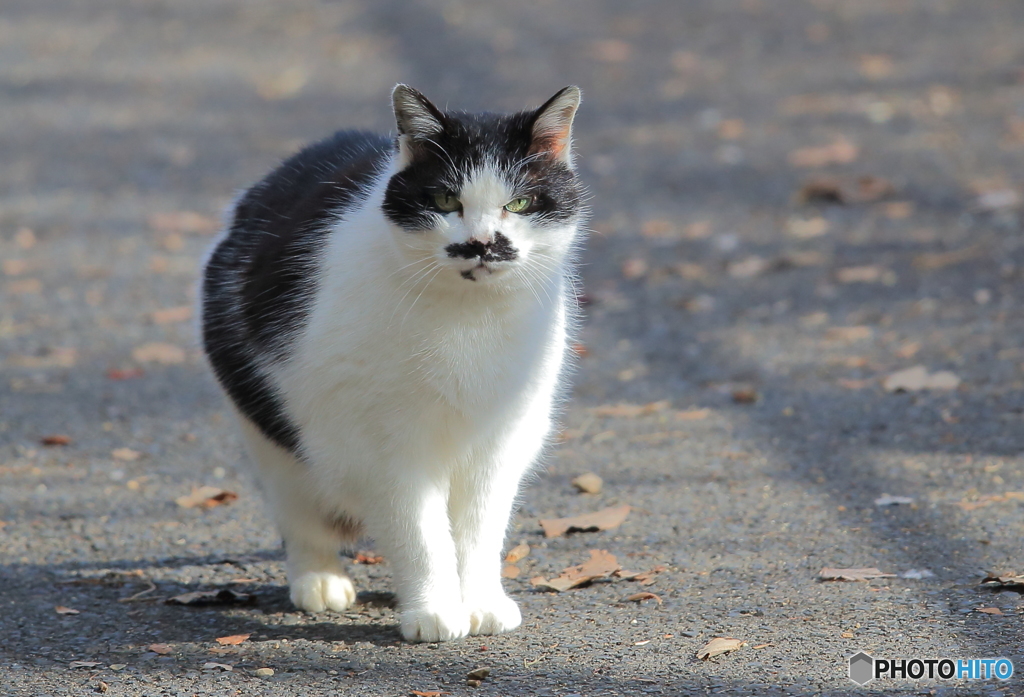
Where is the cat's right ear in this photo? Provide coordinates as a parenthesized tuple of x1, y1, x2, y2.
(392, 84, 445, 165)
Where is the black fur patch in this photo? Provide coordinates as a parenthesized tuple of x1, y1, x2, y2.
(382, 111, 583, 232)
(445, 231, 517, 262)
(202, 131, 392, 453)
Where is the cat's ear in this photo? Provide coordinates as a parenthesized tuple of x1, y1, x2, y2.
(392, 84, 445, 149)
(528, 86, 581, 166)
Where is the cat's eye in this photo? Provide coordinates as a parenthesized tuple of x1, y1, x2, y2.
(433, 192, 461, 213)
(504, 197, 532, 214)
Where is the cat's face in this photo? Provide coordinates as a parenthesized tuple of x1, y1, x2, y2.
(382, 86, 585, 288)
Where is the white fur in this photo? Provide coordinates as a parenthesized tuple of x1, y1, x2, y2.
(235, 154, 580, 642)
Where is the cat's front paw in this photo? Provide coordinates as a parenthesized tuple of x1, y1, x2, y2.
(400, 602, 471, 642)
(289, 571, 356, 613)
(467, 593, 522, 636)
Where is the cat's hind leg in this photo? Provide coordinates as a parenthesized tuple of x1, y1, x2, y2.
(237, 418, 358, 613)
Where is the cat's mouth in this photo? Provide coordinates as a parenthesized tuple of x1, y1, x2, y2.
(459, 262, 497, 282)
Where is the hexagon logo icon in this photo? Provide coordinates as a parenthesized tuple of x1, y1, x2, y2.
(849, 651, 875, 685)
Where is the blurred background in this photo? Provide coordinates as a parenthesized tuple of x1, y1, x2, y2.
(2, 1, 1024, 695)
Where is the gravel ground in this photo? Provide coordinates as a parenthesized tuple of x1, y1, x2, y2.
(2, 1, 1024, 695)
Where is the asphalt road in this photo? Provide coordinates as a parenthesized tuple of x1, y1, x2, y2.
(2, 1, 1024, 695)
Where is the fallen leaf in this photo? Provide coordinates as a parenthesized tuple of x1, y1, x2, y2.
(466, 667, 491, 680)
(957, 492, 1024, 511)
(41, 435, 72, 446)
(202, 662, 233, 672)
(836, 265, 895, 284)
(539, 505, 630, 538)
(55, 605, 80, 615)
(410, 691, 449, 697)
(696, 637, 748, 660)
(175, 486, 239, 509)
(634, 640, 651, 646)
(505, 543, 530, 563)
(572, 472, 603, 494)
(112, 447, 141, 461)
(147, 643, 172, 655)
(69, 661, 102, 669)
(797, 175, 894, 204)
(980, 573, 1024, 591)
(883, 365, 960, 392)
(107, 368, 144, 380)
(786, 216, 831, 239)
(531, 549, 620, 591)
(501, 565, 520, 579)
(976, 607, 1004, 615)
(788, 138, 858, 168)
(818, 567, 896, 582)
(354, 551, 384, 564)
(874, 494, 914, 506)
(150, 306, 193, 325)
(675, 408, 710, 421)
(625, 592, 662, 604)
(167, 589, 254, 606)
(732, 388, 758, 404)
(913, 244, 982, 271)
(215, 634, 250, 646)
(752, 643, 771, 649)
(149, 211, 219, 235)
(132, 342, 186, 365)
(591, 401, 671, 418)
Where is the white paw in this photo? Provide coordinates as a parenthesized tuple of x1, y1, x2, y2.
(467, 593, 522, 636)
(400, 602, 471, 642)
(289, 571, 356, 613)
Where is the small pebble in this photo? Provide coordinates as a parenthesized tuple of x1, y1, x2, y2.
(571, 472, 602, 494)
(467, 679, 482, 687)
(254, 667, 274, 677)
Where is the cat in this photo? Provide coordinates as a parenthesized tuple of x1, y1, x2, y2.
(201, 84, 586, 642)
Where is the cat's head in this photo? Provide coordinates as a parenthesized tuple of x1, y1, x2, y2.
(382, 85, 585, 288)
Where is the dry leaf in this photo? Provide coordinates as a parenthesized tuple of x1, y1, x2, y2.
(797, 175, 894, 205)
(539, 505, 630, 538)
(591, 401, 670, 418)
(836, 265, 894, 284)
(980, 573, 1024, 590)
(150, 306, 193, 324)
(112, 447, 141, 461)
(788, 138, 858, 168)
(819, 567, 896, 582)
(410, 691, 449, 697)
(625, 592, 662, 604)
(697, 637, 748, 660)
(167, 589, 254, 606)
(202, 662, 233, 672)
(957, 492, 1024, 511)
(975, 607, 1004, 615)
(55, 605, 80, 615)
(69, 661, 102, 669)
(501, 565, 520, 579)
(883, 366, 960, 392)
(531, 549, 620, 591)
(215, 634, 250, 646)
(572, 473, 603, 494)
(175, 486, 239, 509)
(132, 342, 186, 365)
(41, 435, 71, 446)
(148, 643, 172, 655)
(732, 388, 758, 404)
(107, 368, 144, 380)
(786, 216, 830, 239)
(355, 551, 385, 564)
(505, 543, 530, 564)
(913, 245, 982, 271)
(149, 211, 219, 235)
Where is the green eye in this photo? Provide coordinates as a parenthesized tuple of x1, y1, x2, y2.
(504, 197, 532, 214)
(433, 192, 461, 213)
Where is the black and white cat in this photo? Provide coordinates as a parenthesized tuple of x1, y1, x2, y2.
(201, 85, 586, 642)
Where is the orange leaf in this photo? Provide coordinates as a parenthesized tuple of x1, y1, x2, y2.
(215, 634, 250, 645)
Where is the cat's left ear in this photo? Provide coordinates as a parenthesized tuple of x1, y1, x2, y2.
(528, 86, 582, 167)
